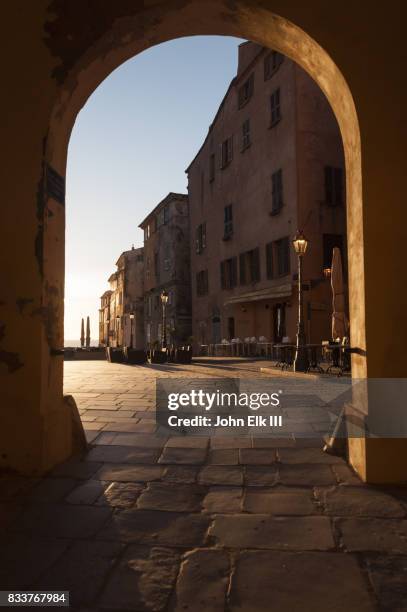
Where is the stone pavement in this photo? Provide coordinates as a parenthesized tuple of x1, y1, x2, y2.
(1, 360, 406, 611)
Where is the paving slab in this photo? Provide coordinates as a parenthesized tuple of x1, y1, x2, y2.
(229, 551, 375, 611)
(338, 518, 407, 553)
(97, 509, 211, 547)
(96, 482, 144, 508)
(316, 486, 406, 518)
(95, 464, 164, 483)
(278, 447, 344, 464)
(239, 448, 277, 464)
(364, 555, 407, 611)
(11, 504, 112, 539)
(99, 545, 179, 611)
(279, 463, 336, 486)
(65, 480, 107, 505)
(162, 465, 198, 484)
(137, 482, 206, 512)
(37, 540, 123, 608)
(244, 465, 279, 486)
(202, 487, 243, 513)
(198, 466, 243, 486)
(164, 437, 209, 449)
(174, 549, 230, 611)
(159, 447, 207, 465)
(207, 449, 239, 465)
(209, 515, 335, 550)
(243, 488, 318, 515)
(85, 445, 160, 464)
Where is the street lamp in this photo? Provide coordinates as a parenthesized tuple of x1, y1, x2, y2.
(129, 312, 134, 349)
(160, 290, 169, 350)
(292, 230, 309, 372)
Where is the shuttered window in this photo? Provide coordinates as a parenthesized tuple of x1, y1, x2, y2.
(266, 242, 274, 279)
(196, 223, 206, 253)
(264, 51, 284, 80)
(270, 88, 281, 125)
(275, 237, 290, 276)
(220, 257, 238, 290)
(239, 248, 260, 284)
(271, 169, 283, 214)
(224, 205, 233, 238)
(238, 73, 254, 108)
(220, 136, 233, 168)
(242, 119, 251, 149)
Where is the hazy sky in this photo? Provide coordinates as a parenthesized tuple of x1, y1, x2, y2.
(65, 36, 244, 341)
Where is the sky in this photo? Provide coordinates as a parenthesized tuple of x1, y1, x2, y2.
(65, 35, 244, 342)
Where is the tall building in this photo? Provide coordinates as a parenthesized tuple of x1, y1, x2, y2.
(186, 42, 347, 352)
(99, 246, 144, 348)
(98, 290, 112, 346)
(139, 192, 191, 349)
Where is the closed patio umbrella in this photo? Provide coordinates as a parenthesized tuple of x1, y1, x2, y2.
(80, 318, 85, 348)
(331, 247, 349, 340)
(86, 316, 90, 348)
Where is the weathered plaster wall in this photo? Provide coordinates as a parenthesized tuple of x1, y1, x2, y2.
(0, 0, 405, 480)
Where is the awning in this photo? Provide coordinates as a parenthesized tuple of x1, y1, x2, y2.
(224, 283, 292, 306)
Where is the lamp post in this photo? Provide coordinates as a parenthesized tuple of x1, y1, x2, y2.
(129, 312, 134, 349)
(160, 290, 169, 350)
(292, 230, 309, 372)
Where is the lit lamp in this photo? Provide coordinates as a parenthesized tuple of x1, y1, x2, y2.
(292, 230, 309, 372)
(160, 290, 169, 350)
(129, 312, 135, 349)
(323, 267, 332, 279)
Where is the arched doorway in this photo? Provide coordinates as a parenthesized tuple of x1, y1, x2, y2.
(1, 1, 405, 482)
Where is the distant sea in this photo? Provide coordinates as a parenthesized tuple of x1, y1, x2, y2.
(64, 340, 99, 348)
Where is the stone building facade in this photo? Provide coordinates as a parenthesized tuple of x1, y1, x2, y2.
(98, 290, 112, 346)
(99, 246, 144, 348)
(139, 193, 191, 349)
(186, 42, 347, 352)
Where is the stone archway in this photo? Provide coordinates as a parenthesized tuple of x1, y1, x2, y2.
(1, 0, 405, 482)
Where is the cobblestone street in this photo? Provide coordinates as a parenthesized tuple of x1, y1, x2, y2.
(1, 361, 406, 611)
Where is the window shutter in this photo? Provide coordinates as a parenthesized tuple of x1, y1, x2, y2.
(220, 261, 225, 289)
(219, 143, 224, 169)
(195, 227, 200, 253)
(231, 257, 237, 287)
(202, 223, 206, 248)
(253, 248, 260, 282)
(239, 253, 246, 285)
(266, 243, 273, 279)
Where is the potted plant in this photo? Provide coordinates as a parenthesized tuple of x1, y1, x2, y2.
(148, 341, 168, 364)
(123, 346, 147, 364)
(175, 340, 193, 364)
(106, 346, 125, 363)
